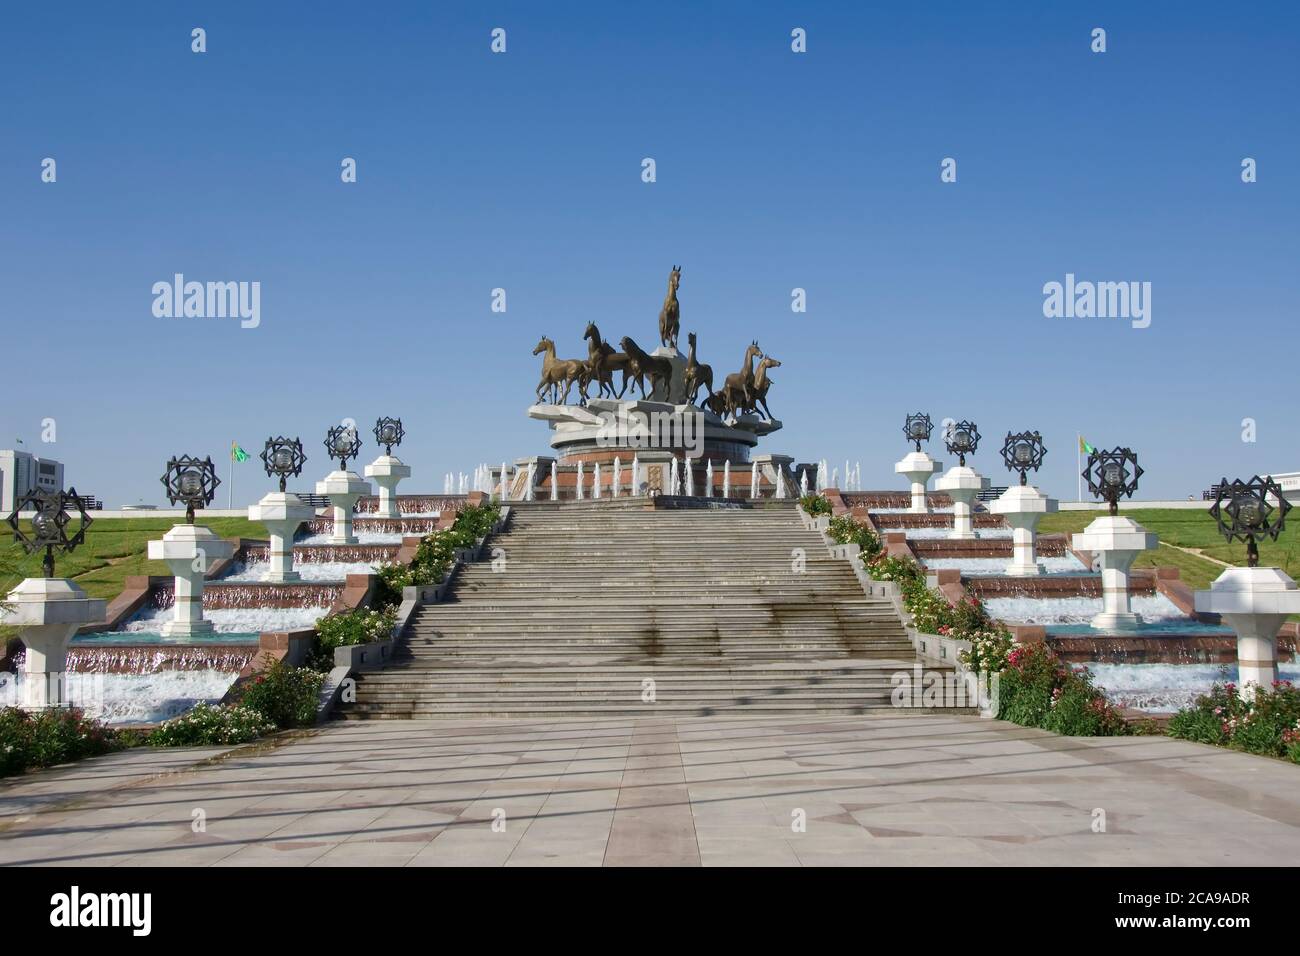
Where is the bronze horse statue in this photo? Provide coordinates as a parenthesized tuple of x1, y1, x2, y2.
(658, 266, 681, 349)
(718, 340, 762, 416)
(749, 354, 781, 420)
(683, 331, 714, 405)
(619, 335, 673, 399)
(533, 336, 587, 405)
(583, 322, 631, 399)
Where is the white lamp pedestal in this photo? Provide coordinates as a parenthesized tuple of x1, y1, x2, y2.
(315, 470, 372, 545)
(934, 466, 989, 539)
(2, 578, 106, 710)
(147, 524, 234, 637)
(1195, 567, 1300, 700)
(894, 452, 942, 513)
(1072, 515, 1158, 629)
(988, 484, 1058, 576)
(248, 492, 315, 582)
(364, 455, 411, 519)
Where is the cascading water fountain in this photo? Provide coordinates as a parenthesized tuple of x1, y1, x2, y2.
(593, 462, 601, 499)
(576, 460, 585, 500)
(685, 459, 695, 496)
(723, 460, 731, 498)
(551, 461, 559, 500)
(750, 461, 759, 499)
(613, 457, 622, 498)
(706, 460, 714, 498)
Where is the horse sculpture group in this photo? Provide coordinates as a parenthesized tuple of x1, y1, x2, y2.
(532, 266, 780, 421)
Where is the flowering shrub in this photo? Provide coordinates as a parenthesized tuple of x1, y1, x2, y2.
(229, 659, 325, 729)
(1168, 681, 1300, 763)
(800, 494, 832, 517)
(867, 555, 925, 586)
(826, 516, 882, 561)
(997, 643, 1129, 736)
(312, 606, 397, 669)
(961, 629, 1015, 675)
(147, 703, 277, 747)
(0, 706, 122, 777)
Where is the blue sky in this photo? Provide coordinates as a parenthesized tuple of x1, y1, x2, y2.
(2, 1, 1296, 505)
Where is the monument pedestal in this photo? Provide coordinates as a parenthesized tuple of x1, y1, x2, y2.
(3, 578, 106, 710)
(147, 524, 234, 637)
(364, 455, 411, 519)
(934, 466, 989, 539)
(1196, 567, 1300, 700)
(989, 484, 1058, 576)
(248, 492, 315, 582)
(1072, 515, 1158, 629)
(895, 452, 942, 513)
(315, 470, 372, 545)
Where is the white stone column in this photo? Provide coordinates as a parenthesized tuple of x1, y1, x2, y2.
(315, 470, 372, 546)
(248, 491, 314, 582)
(895, 452, 943, 513)
(3, 578, 106, 710)
(934, 466, 989, 540)
(1196, 567, 1300, 700)
(147, 523, 235, 637)
(1072, 515, 1158, 628)
(364, 455, 411, 519)
(988, 484, 1058, 576)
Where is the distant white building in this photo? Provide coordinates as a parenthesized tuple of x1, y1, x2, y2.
(0, 449, 65, 513)
(1270, 471, 1300, 504)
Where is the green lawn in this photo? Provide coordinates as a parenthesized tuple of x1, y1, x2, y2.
(1039, 507, 1300, 591)
(1, 517, 266, 603)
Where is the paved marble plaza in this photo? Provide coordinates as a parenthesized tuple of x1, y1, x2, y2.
(3, 713, 1300, 866)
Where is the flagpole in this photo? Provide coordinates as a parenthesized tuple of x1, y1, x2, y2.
(229, 441, 234, 509)
(1077, 434, 1082, 502)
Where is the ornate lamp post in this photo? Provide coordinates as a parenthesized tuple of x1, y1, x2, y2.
(248, 436, 314, 583)
(1071, 446, 1157, 629)
(315, 424, 372, 545)
(149, 455, 234, 637)
(989, 431, 1058, 576)
(3, 489, 107, 709)
(934, 419, 989, 539)
(1195, 476, 1299, 699)
(894, 412, 942, 514)
(364, 416, 411, 519)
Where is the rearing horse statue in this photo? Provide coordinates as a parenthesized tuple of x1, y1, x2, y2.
(658, 266, 681, 350)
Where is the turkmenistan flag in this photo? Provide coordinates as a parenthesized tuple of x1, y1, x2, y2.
(231, 441, 249, 462)
(1079, 436, 1095, 455)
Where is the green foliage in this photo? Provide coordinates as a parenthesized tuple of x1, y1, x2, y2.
(147, 703, 277, 747)
(800, 494, 832, 517)
(1168, 681, 1300, 762)
(311, 606, 397, 670)
(826, 516, 882, 561)
(866, 555, 925, 586)
(371, 502, 500, 608)
(228, 659, 325, 729)
(997, 643, 1129, 736)
(0, 706, 123, 777)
